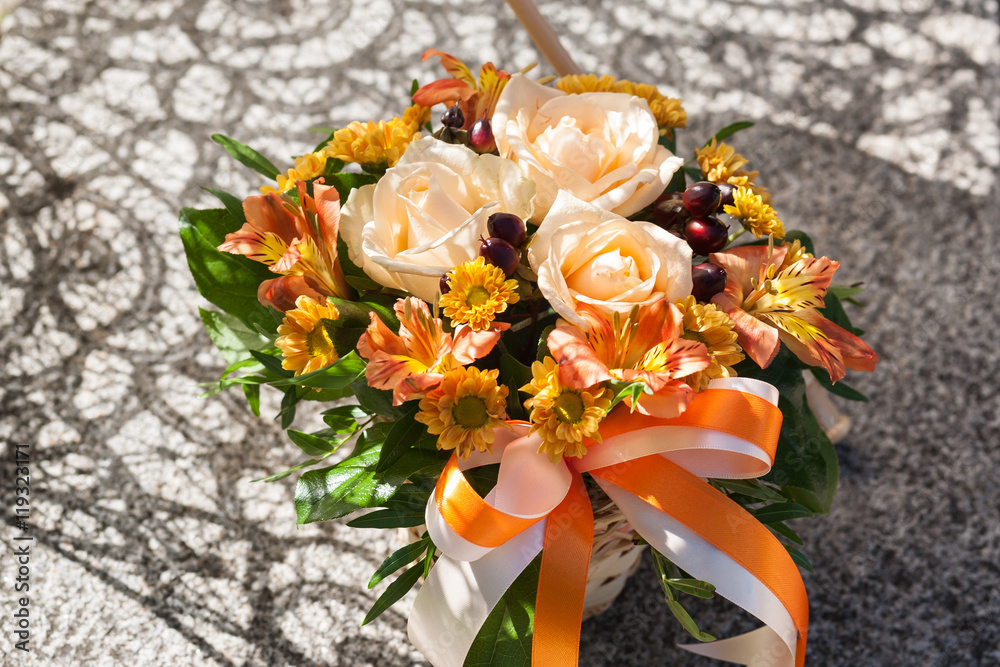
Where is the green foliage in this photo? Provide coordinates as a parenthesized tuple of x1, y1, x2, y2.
(198, 308, 271, 365)
(375, 405, 437, 474)
(362, 562, 424, 626)
(368, 537, 429, 589)
(702, 121, 755, 147)
(211, 133, 280, 179)
(179, 207, 281, 333)
(464, 556, 541, 666)
(651, 549, 717, 643)
(499, 353, 533, 421)
(607, 379, 652, 412)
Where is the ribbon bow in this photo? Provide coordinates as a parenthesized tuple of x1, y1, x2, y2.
(408, 377, 808, 667)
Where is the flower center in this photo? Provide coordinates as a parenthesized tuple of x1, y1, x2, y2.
(552, 390, 585, 424)
(465, 285, 490, 308)
(307, 320, 335, 357)
(452, 395, 490, 429)
(682, 330, 707, 345)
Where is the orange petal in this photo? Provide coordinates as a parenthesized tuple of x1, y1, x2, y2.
(548, 325, 613, 389)
(412, 78, 479, 108)
(257, 276, 323, 312)
(727, 307, 781, 369)
(422, 49, 477, 87)
(452, 326, 502, 365)
(710, 244, 789, 298)
(632, 381, 695, 419)
(777, 309, 877, 382)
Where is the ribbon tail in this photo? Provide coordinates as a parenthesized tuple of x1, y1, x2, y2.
(408, 507, 546, 667)
(592, 456, 808, 667)
(532, 472, 594, 666)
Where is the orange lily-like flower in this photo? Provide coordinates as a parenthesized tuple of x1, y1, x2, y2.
(547, 300, 711, 419)
(709, 244, 878, 382)
(218, 181, 353, 311)
(356, 297, 503, 405)
(412, 49, 510, 129)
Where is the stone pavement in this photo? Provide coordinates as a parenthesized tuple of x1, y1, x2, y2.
(0, 0, 998, 665)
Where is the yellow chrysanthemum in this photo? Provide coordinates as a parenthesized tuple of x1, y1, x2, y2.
(439, 257, 520, 331)
(416, 367, 509, 459)
(674, 295, 744, 391)
(695, 139, 771, 203)
(260, 150, 329, 195)
(556, 74, 687, 136)
(275, 295, 341, 376)
(723, 186, 785, 239)
(521, 357, 612, 463)
(324, 104, 430, 172)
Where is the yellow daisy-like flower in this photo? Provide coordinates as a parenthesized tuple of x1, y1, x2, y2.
(416, 366, 509, 459)
(439, 257, 520, 332)
(674, 295, 744, 391)
(724, 186, 785, 239)
(695, 139, 771, 203)
(556, 74, 687, 136)
(521, 357, 612, 463)
(260, 150, 329, 195)
(275, 295, 341, 376)
(324, 104, 430, 172)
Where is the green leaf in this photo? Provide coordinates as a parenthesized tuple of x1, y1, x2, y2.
(750, 502, 814, 524)
(607, 379, 652, 411)
(464, 556, 540, 666)
(202, 187, 246, 225)
(809, 366, 869, 402)
(179, 207, 280, 332)
(499, 353, 533, 421)
(362, 562, 424, 626)
(211, 133, 280, 179)
(323, 172, 379, 204)
(829, 283, 865, 301)
(250, 349, 292, 377)
(322, 405, 368, 433)
(346, 508, 425, 529)
(251, 455, 331, 483)
(665, 578, 716, 599)
(652, 550, 716, 643)
(368, 539, 427, 589)
(770, 520, 804, 545)
(287, 429, 341, 457)
(782, 229, 815, 255)
(268, 351, 366, 389)
(703, 121, 755, 146)
(242, 382, 261, 416)
(278, 387, 301, 429)
(784, 544, 815, 573)
(199, 308, 271, 365)
(376, 405, 427, 473)
(711, 478, 786, 503)
(352, 378, 412, 420)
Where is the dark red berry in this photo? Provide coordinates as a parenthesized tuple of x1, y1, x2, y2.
(479, 237, 520, 277)
(684, 216, 729, 255)
(439, 274, 451, 295)
(652, 200, 688, 231)
(487, 212, 527, 247)
(691, 262, 728, 302)
(683, 181, 722, 217)
(716, 181, 736, 209)
(469, 118, 497, 154)
(655, 190, 684, 205)
(441, 104, 464, 129)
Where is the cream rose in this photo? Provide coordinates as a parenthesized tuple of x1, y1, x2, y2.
(528, 191, 692, 328)
(340, 138, 535, 302)
(492, 74, 683, 221)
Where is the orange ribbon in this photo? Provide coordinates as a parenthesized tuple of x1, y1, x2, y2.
(431, 386, 799, 666)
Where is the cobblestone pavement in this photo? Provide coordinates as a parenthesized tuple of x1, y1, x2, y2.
(1, 0, 998, 665)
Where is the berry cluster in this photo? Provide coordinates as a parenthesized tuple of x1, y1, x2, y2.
(653, 181, 734, 303)
(440, 212, 526, 294)
(436, 104, 497, 154)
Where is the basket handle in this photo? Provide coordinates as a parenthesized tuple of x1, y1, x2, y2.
(505, 0, 581, 76)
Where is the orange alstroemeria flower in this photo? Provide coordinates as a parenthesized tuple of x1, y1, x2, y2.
(709, 244, 878, 383)
(218, 181, 353, 311)
(412, 49, 510, 129)
(356, 297, 503, 405)
(547, 300, 711, 419)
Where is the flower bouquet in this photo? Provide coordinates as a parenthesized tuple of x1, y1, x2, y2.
(179, 10, 877, 665)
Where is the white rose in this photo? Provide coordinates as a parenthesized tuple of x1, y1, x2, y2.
(492, 73, 683, 221)
(528, 191, 692, 328)
(340, 138, 535, 302)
